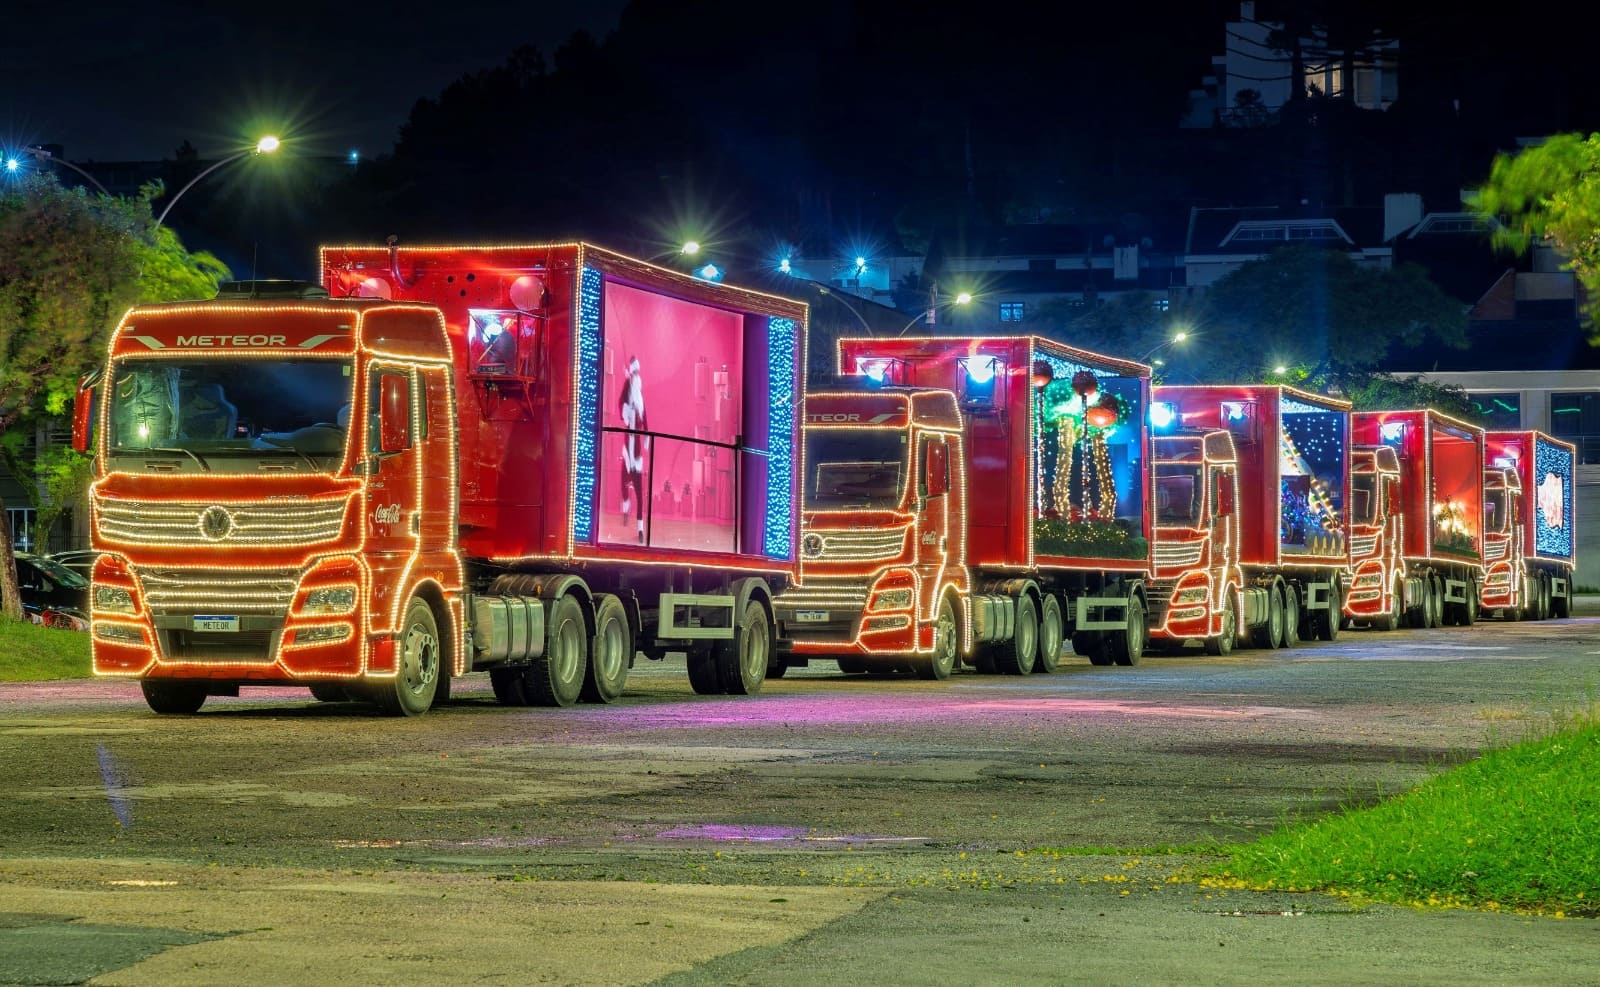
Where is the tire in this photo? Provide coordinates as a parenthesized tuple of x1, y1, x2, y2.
(1282, 585, 1300, 647)
(1374, 579, 1402, 632)
(581, 594, 631, 703)
(688, 648, 724, 694)
(914, 595, 959, 680)
(837, 658, 867, 674)
(309, 683, 350, 703)
(765, 659, 789, 679)
(373, 595, 442, 717)
(1317, 581, 1341, 641)
(1204, 592, 1236, 656)
(141, 680, 207, 715)
(1252, 585, 1284, 649)
(1405, 577, 1428, 628)
(1538, 574, 1552, 621)
(1463, 582, 1478, 625)
(1110, 592, 1146, 667)
(526, 594, 587, 707)
(715, 600, 771, 696)
(996, 594, 1039, 675)
(1425, 575, 1443, 629)
(1037, 594, 1064, 674)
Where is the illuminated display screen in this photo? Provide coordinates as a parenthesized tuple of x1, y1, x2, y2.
(1534, 437, 1575, 557)
(1279, 407, 1346, 554)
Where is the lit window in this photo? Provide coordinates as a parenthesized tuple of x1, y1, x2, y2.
(1468, 392, 1520, 430)
(999, 302, 1025, 323)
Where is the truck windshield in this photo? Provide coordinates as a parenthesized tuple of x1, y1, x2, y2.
(107, 358, 356, 465)
(1350, 474, 1378, 525)
(1484, 488, 1508, 533)
(804, 428, 906, 511)
(1154, 464, 1202, 525)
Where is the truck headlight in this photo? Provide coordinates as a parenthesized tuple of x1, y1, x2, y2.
(294, 624, 352, 645)
(868, 588, 913, 611)
(94, 622, 143, 643)
(304, 586, 356, 615)
(93, 585, 135, 613)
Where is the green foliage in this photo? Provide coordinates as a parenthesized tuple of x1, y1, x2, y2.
(1190, 245, 1468, 391)
(1475, 132, 1600, 340)
(1033, 518, 1148, 560)
(0, 618, 90, 681)
(1340, 372, 1480, 420)
(1211, 715, 1600, 917)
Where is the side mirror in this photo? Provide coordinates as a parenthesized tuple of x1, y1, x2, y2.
(71, 377, 98, 454)
(1215, 476, 1234, 517)
(926, 441, 950, 497)
(378, 373, 411, 453)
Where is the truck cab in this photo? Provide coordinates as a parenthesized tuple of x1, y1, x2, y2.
(774, 389, 969, 678)
(1148, 429, 1243, 654)
(1343, 445, 1406, 630)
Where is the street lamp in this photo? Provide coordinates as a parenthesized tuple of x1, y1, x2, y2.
(812, 284, 873, 335)
(11, 146, 111, 196)
(1138, 330, 1189, 364)
(153, 135, 280, 230)
(896, 290, 973, 337)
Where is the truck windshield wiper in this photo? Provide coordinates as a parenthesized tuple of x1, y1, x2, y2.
(146, 447, 211, 472)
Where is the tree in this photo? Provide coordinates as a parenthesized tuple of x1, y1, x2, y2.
(1188, 244, 1467, 393)
(0, 176, 228, 621)
(1474, 132, 1600, 340)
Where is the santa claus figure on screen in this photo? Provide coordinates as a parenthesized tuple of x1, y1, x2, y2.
(619, 355, 649, 542)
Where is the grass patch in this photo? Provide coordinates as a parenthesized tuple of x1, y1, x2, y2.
(0, 617, 91, 681)
(1206, 712, 1600, 917)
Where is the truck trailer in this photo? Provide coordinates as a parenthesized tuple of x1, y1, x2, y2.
(1147, 386, 1351, 654)
(1349, 409, 1486, 628)
(1481, 430, 1576, 619)
(75, 243, 808, 715)
(772, 335, 1154, 675)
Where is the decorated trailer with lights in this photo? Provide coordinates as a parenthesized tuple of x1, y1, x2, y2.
(1480, 430, 1576, 620)
(771, 335, 1154, 675)
(1349, 409, 1486, 628)
(74, 243, 807, 715)
(1146, 386, 1351, 654)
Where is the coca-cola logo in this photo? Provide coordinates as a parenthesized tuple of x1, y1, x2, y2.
(371, 504, 403, 526)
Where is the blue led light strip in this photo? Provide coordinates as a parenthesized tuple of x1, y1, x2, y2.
(764, 317, 798, 559)
(572, 266, 603, 544)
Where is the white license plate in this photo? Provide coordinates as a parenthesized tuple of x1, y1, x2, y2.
(794, 610, 830, 623)
(193, 615, 239, 633)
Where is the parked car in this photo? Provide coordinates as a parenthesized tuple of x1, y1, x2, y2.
(46, 549, 102, 580)
(15, 552, 90, 630)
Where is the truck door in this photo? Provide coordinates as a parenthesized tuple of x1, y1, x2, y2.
(364, 365, 423, 640)
(917, 435, 953, 613)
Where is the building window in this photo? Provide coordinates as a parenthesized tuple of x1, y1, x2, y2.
(1468, 392, 1522, 430)
(1550, 391, 1600, 465)
(999, 302, 1025, 323)
(1153, 298, 1170, 312)
(6, 507, 36, 553)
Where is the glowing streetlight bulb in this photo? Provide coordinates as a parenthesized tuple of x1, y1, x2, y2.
(1173, 331, 1189, 343)
(681, 241, 701, 255)
(256, 135, 281, 154)
(955, 292, 973, 305)
(1273, 365, 1288, 374)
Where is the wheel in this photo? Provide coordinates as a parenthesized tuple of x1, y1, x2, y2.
(715, 600, 771, 695)
(1317, 581, 1341, 641)
(1552, 579, 1571, 618)
(1204, 592, 1236, 656)
(1037, 594, 1064, 673)
(1425, 575, 1443, 629)
(1110, 592, 1145, 666)
(996, 594, 1039, 675)
(1252, 585, 1284, 649)
(836, 658, 867, 674)
(373, 595, 442, 717)
(1405, 577, 1428, 628)
(1537, 573, 1552, 621)
(1463, 582, 1479, 625)
(141, 680, 207, 715)
(309, 683, 351, 703)
(765, 659, 789, 679)
(526, 594, 586, 707)
(915, 594, 959, 680)
(581, 594, 631, 703)
(490, 666, 531, 705)
(1374, 579, 1402, 632)
(687, 647, 724, 694)
(1282, 585, 1300, 647)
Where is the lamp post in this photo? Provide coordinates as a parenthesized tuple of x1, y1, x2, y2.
(11, 147, 111, 196)
(896, 291, 973, 337)
(1138, 330, 1189, 364)
(154, 135, 280, 230)
(813, 284, 873, 335)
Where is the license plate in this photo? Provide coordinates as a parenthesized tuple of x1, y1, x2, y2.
(794, 610, 830, 623)
(193, 615, 239, 633)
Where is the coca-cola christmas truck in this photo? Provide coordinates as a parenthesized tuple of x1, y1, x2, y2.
(772, 335, 1154, 676)
(1480, 430, 1576, 620)
(75, 243, 806, 715)
(1146, 386, 1351, 654)
(1350, 409, 1486, 628)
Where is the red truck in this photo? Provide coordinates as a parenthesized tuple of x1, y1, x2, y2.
(1146, 386, 1352, 654)
(1481, 430, 1577, 620)
(74, 243, 808, 715)
(1349, 409, 1486, 628)
(772, 335, 1154, 675)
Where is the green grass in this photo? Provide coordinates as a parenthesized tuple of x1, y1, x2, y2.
(0, 617, 92, 681)
(1206, 713, 1600, 917)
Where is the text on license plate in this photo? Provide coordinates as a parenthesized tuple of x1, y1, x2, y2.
(193, 615, 239, 633)
(794, 610, 830, 623)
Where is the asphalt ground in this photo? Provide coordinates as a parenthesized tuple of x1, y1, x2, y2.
(2, 604, 1599, 985)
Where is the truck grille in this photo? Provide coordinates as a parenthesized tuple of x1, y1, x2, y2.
(97, 498, 347, 548)
(775, 581, 870, 610)
(139, 567, 300, 616)
(1483, 539, 1509, 562)
(1153, 539, 1204, 568)
(1348, 533, 1378, 559)
(801, 527, 907, 562)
